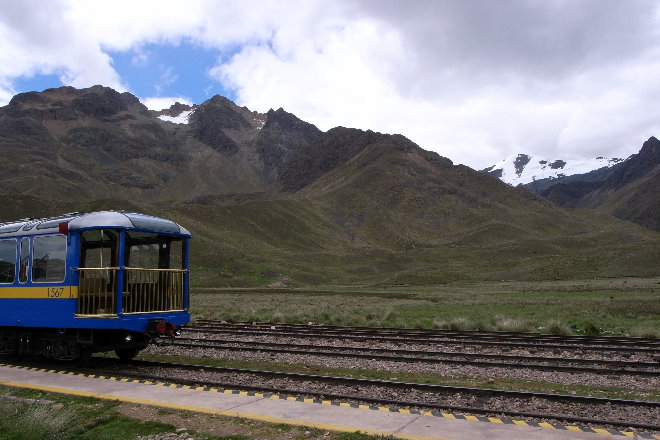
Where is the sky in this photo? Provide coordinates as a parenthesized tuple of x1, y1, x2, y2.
(1, 0, 659, 169)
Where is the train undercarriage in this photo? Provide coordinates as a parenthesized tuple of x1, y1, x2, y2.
(0, 326, 158, 362)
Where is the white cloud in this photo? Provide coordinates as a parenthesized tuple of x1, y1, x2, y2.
(211, 17, 404, 128)
(142, 96, 193, 111)
(0, 78, 14, 104)
(130, 50, 151, 68)
(154, 66, 179, 95)
(0, 0, 126, 93)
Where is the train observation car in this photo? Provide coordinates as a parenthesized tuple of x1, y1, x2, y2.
(0, 211, 192, 361)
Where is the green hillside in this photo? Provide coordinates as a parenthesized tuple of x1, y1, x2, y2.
(1, 86, 658, 288)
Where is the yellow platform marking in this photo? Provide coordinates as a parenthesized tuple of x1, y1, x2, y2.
(0, 363, 651, 439)
(0, 377, 445, 440)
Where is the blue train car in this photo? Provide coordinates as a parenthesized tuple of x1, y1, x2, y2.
(0, 211, 192, 361)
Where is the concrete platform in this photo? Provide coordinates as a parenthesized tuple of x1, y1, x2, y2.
(0, 363, 657, 440)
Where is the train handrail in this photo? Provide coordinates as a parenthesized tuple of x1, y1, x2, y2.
(73, 267, 186, 316)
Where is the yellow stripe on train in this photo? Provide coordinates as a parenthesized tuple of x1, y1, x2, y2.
(0, 286, 80, 299)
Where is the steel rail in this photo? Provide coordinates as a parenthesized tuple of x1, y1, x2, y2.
(192, 320, 660, 347)
(162, 337, 660, 376)
(185, 325, 660, 354)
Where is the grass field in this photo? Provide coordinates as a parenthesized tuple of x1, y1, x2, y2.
(190, 277, 660, 337)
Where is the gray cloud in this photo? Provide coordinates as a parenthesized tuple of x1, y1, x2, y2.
(353, 0, 660, 96)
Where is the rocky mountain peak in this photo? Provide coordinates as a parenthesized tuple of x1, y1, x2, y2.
(262, 108, 320, 139)
(159, 101, 195, 117)
(190, 95, 253, 131)
(256, 108, 322, 171)
(639, 136, 660, 161)
(73, 86, 148, 117)
(4, 85, 149, 121)
(513, 154, 531, 176)
(601, 136, 660, 189)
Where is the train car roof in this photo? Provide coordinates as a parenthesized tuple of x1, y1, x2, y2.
(0, 211, 191, 237)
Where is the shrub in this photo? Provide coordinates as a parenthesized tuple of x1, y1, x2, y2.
(449, 317, 472, 331)
(546, 319, 572, 335)
(0, 397, 74, 440)
(582, 321, 601, 336)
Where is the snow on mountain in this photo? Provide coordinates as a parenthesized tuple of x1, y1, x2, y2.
(481, 153, 625, 186)
(158, 110, 193, 124)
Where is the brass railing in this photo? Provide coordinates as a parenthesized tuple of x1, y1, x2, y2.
(124, 268, 186, 314)
(76, 267, 119, 316)
(75, 267, 186, 316)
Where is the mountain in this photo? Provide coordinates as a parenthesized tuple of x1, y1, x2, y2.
(480, 137, 659, 231)
(1, 85, 658, 287)
(537, 137, 660, 231)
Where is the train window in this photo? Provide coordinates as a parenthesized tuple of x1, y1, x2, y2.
(128, 243, 160, 268)
(19, 237, 29, 283)
(81, 229, 116, 268)
(0, 239, 17, 283)
(32, 235, 67, 283)
(170, 240, 183, 270)
(125, 231, 184, 270)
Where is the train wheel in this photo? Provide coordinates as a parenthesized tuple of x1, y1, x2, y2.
(115, 347, 141, 361)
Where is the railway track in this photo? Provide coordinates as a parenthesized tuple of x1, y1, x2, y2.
(162, 336, 660, 376)
(88, 358, 660, 433)
(7, 320, 658, 435)
(188, 320, 660, 356)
